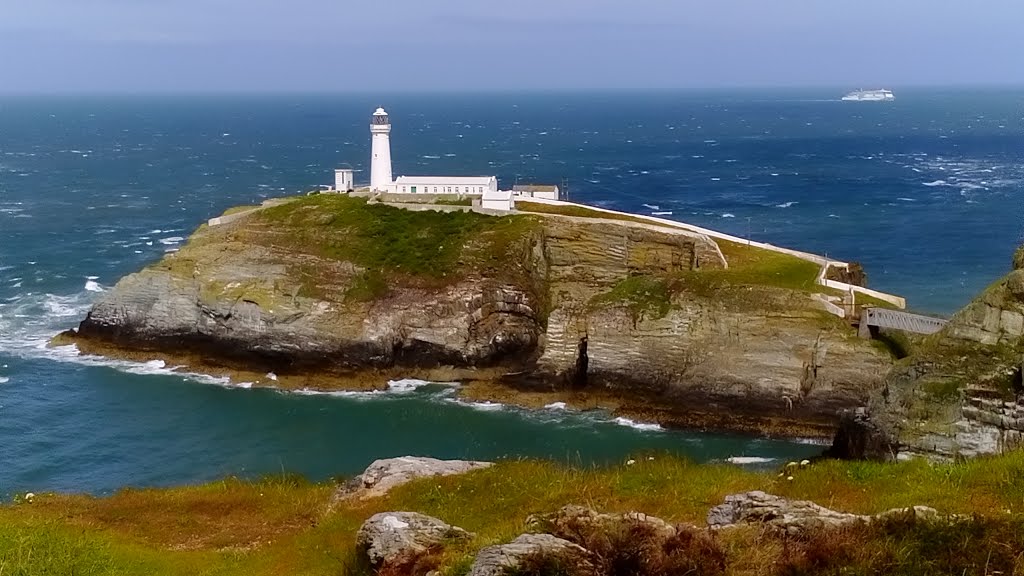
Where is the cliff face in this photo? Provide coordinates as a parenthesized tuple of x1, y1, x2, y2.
(72, 196, 890, 436)
(832, 250, 1024, 460)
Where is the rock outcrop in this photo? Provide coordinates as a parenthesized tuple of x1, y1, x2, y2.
(357, 512, 471, 572)
(67, 195, 892, 437)
(526, 505, 681, 542)
(337, 456, 493, 501)
(469, 534, 591, 576)
(707, 491, 941, 535)
(834, 248, 1024, 460)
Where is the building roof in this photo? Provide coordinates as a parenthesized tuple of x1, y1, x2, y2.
(512, 184, 559, 193)
(394, 176, 497, 185)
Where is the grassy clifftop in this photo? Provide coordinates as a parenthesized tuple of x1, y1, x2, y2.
(249, 195, 544, 283)
(6, 453, 1024, 575)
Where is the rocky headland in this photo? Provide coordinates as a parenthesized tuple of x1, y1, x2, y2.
(60, 194, 894, 438)
(832, 247, 1024, 461)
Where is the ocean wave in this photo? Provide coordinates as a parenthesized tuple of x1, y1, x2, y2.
(775, 201, 797, 208)
(158, 236, 184, 245)
(0, 376, 8, 384)
(448, 398, 505, 411)
(721, 213, 735, 218)
(84, 279, 105, 293)
(544, 402, 567, 410)
(923, 180, 948, 187)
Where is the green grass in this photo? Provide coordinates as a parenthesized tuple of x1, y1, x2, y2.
(589, 276, 672, 321)
(8, 453, 1024, 575)
(250, 195, 543, 284)
(516, 201, 668, 227)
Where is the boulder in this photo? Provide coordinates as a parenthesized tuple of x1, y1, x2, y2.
(357, 511, 471, 571)
(526, 504, 680, 542)
(468, 533, 591, 576)
(337, 456, 493, 500)
(708, 492, 947, 536)
(707, 491, 865, 535)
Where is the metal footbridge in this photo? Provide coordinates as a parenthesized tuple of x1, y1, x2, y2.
(858, 307, 948, 338)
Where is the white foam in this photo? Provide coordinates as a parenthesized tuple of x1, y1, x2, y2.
(387, 378, 435, 393)
(726, 456, 775, 465)
(158, 236, 184, 245)
(922, 180, 948, 187)
(452, 399, 505, 412)
(651, 211, 673, 216)
(544, 402, 567, 410)
(642, 204, 660, 210)
(775, 202, 797, 208)
(613, 417, 663, 432)
(84, 280, 105, 293)
(721, 213, 735, 218)
(896, 197, 916, 202)
(0, 376, 8, 384)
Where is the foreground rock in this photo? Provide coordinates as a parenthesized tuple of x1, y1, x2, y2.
(68, 195, 892, 437)
(469, 533, 591, 576)
(337, 456, 493, 501)
(357, 512, 471, 572)
(708, 491, 941, 535)
(834, 246, 1024, 460)
(527, 504, 681, 542)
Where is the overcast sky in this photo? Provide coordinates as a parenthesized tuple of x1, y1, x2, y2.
(2, 0, 1022, 92)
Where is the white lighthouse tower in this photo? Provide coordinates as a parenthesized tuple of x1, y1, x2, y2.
(370, 107, 393, 191)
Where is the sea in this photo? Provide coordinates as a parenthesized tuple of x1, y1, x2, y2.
(1, 89, 1021, 496)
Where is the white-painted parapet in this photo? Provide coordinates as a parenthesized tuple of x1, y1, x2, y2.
(370, 107, 393, 191)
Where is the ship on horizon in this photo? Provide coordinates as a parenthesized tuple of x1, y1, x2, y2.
(841, 89, 895, 102)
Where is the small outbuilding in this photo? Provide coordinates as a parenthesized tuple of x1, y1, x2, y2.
(334, 169, 354, 192)
(481, 189, 514, 211)
(512, 184, 559, 201)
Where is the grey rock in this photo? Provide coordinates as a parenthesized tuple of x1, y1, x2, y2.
(356, 511, 471, 570)
(526, 504, 680, 541)
(468, 533, 590, 576)
(338, 456, 493, 500)
(707, 491, 866, 535)
(708, 492, 947, 536)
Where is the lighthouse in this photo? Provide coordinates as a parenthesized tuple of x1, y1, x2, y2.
(369, 107, 393, 191)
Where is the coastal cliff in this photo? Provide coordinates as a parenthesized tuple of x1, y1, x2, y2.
(66, 195, 891, 437)
(833, 248, 1024, 460)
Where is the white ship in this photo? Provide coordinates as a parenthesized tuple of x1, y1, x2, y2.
(842, 89, 894, 102)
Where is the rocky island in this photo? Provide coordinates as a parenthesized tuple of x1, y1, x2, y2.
(60, 194, 895, 439)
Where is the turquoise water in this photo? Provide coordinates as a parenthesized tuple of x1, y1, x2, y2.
(2, 90, 1022, 495)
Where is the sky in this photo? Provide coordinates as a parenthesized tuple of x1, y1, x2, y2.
(2, 0, 1022, 92)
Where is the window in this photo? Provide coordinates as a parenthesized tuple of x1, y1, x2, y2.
(402, 186, 406, 192)
(455, 187, 460, 193)
(433, 187, 438, 193)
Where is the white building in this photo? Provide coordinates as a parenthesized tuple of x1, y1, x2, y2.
(512, 184, 559, 201)
(481, 188, 514, 211)
(362, 107, 504, 198)
(334, 168, 354, 192)
(392, 176, 497, 195)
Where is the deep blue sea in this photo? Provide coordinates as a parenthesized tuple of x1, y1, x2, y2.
(1, 90, 1021, 496)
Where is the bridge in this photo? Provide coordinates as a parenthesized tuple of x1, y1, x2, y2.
(857, 307, 948, 338)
